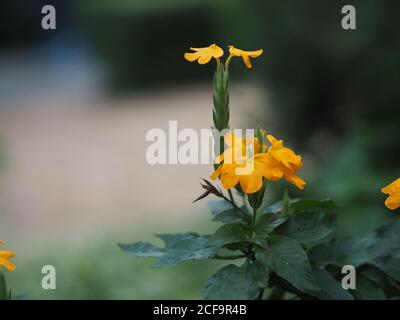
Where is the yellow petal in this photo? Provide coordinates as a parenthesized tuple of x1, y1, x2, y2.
(0, 257, 16, 271)
(254, 154, 283, 180)
(224, 132, 235, 146)
(228, 46, 241, 56)
(198, 54, 212, 65)
(209, 44, 224, 58)
(0, 250, 15, 259)
(184, 52, 201, 62)
(239, 170, 263, 194)
(285, 174, 306, 190)
(220, 168, 239, 189)
(210, 164, 223, 180)
(221, 134, 247, 165)
(184, 44, 223, 64)
(228, 46, 263, 69)
(247, 49, 263, 58)
(384, 193, 400, 210)
(266, 134, 277, 144)
(241, 55, 252, 69)
(381, 178, 400, 195)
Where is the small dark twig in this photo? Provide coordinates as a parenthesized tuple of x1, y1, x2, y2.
(228, 189, 236, 207)
(194, 179, 251, 222)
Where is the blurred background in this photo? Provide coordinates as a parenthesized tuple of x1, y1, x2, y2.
(0, 0, 399, 299)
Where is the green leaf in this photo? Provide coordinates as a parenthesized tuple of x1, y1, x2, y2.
(153, 234, 220, 268)
(256, 213, 288, 234)
(306, 267, 354, 300)
(208, 200, 248, 224)
(204, 261, 268, 300)
(118, 241, 164, 258)
(256, 235, 319, 292)
(277, 211, 335, 247)
(254, 213, 288, 246)
(212, 209, 244, 224)
(362, 267, 400, 298)
(378, 219, 400, 243)
(120, 233, 220, 268)
(208, 200, 232, 215)
(264, 198, 336, 214)
(376, 220, 400, 256)
(208, 223, 251, 247)
(310, 234, 388, 267)
(352, 275, 387, 300)
(156, 232, 197, 247)
(377, 257, 400, 282)
(291, 199, 336, 212)
(0, 272, 11, 300)
(263, 201, 283, 214)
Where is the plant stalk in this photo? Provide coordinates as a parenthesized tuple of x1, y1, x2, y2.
(250, 207, 258, 237)
(221, 194, 251, 222)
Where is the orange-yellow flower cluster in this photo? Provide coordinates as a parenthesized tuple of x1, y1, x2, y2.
(211, 132, 305, 194)
(0, 241, 16, 271)
(381, 178, 400, 210)
(184, 44, 263, 68)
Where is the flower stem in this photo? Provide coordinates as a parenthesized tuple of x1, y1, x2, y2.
(258, 287, 265, 300)
(221, 194, 251, 222)
(228, 189, 236, 206)
(250, 207, 258, 237)
(216, 57, 221, 68)
(225, 54, 233, 71)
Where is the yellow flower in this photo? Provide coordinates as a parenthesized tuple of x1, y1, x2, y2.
(381, 178, 400, 210)
(263, 135, 306, 189)
(184, 44, 224, 65)
(211, 133, 268, 194)
(227, 46, 263, 69)
(0, 241, 16, 271)
(210, 132, 305, 193)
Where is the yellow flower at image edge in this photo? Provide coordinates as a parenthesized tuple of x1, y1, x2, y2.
(0, 240, 16, 271)
(381, 178, 400, 210)
(228, 46, 263, 69)
(210, 133, 305, 194)
(184, 44, 224, 65)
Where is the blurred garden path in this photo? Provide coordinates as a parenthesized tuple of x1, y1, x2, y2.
(0, 84, 266, 252)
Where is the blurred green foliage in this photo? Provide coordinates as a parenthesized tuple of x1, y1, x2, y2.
(6, 235, 228, 299)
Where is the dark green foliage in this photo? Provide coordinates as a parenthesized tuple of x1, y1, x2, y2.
(119, 233, 220, 268)
(0, 272, 12, 300)
(204, 261, 268, 300)
(122, 190, 400, 299)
